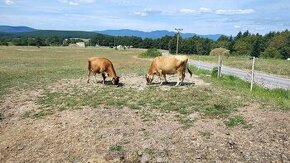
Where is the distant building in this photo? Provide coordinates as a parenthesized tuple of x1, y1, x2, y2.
(76, 42, 86, 47)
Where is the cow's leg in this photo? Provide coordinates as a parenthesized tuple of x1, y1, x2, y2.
(180, 72, 185, 86)
(158, 73, 168, 85)
(159, 76, 163, 85)
(175, 71, 183, 86)
(162, 74, 168, 85)
(101, 73, 106, 84)
(93, 72, 98, 83)
(87, 70, 91, 83)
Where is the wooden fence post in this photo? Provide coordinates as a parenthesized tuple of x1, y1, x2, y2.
(218, 55, 222, 78)
(250, 57, 256, 92)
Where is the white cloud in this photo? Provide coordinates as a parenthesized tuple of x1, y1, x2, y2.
(179, 7, 212, 15)
(134, 7, 254, 17)
(180, 8, 196, 14)
(234, 25, 241, 28)
(69, 1, 78, 5)
(134, 9, 161, 16)
(216, 9, 255, 15)
(4, 0, 15, 5)
(134, 11, 147, 16)
(59, 0, 95, 6)
(199, 8, 212, 13)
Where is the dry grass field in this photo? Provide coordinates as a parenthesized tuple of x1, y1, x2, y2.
(0, 46, 289, 162)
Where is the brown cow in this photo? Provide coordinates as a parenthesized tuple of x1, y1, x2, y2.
(145, 55, 192, 86)
(87, 57, 120, 85)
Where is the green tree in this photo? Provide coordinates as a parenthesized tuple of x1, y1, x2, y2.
(215, 35, 230, 49)
(261, 47, 283, 59)
(263, 31, 290, 59)
(233, 36, 256, 55)
(168, 34, 177, 54)
(250, 38, 262, 57)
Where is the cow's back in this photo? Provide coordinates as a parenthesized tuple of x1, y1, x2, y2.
(154, 56, 187, 74)
(173, 55, 188, 62)
(88, 57, 112, 71)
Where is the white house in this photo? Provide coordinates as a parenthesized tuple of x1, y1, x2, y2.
(76, 42, 85, 47)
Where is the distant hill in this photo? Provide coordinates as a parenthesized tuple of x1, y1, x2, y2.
(0, 25, 222, 40)
(0, 30, 105, 39)
(95, 29, 222, 40)
(0, 25, 36, 33)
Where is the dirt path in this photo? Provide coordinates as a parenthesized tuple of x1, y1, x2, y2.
(1, 74, 290, 162)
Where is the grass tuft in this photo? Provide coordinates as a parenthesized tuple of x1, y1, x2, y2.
(199, 131, 213, 139)
(224, 116, 252, 128)
(204, 104, 232, 117)
(110, 144, 123, 152)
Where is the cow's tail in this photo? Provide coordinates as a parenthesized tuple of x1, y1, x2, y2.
(184, 59, 192, 77)
(187, 66, 192, 77)
(88, 60, 91, 71)
(186, 63, 192, 77)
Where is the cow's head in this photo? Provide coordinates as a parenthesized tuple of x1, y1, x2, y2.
(112, 76, 120, 85)
(145, 74, 154, 85)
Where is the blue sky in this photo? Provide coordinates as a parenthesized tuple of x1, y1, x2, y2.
(0, 0, 289, 35)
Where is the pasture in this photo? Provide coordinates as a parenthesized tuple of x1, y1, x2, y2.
(0, 46, 290, 162)
(190, 55, 290, 78)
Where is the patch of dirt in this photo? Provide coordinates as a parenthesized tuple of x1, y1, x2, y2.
(0, 89, 44, 122)
(121, 73, 209, 91)
(48, 73, 209, 92)
(1, 77, 290, 162)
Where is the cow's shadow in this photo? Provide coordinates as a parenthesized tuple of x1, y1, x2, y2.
(94, 80, 124, 87)
(151, 81, 195, 86)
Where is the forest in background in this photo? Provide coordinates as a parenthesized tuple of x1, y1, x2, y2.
(0, 29, 289, 59)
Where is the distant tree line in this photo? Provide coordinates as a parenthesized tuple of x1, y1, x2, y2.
(0, 29, 289, 59)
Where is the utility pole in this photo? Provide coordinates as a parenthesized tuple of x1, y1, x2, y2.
(175, 28, 183, 54)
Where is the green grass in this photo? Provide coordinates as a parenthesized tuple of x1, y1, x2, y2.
(204, 104, 232, 118)
(141, 111, 156, 121)
(199, 131, 212, 139)
(110, 144, 123, 152)
(190, 66, 290, 110)
(36, 85, 242, 119)
(224, 116, 252, 128)
(180, 117, 195, 128)
(1, 46, 289, 123)
(190, 55, 290, 78)
(0, 46, 150, 98)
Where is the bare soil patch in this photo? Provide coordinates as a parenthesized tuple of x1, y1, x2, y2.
(1, 75, 290, 162)
(51, 73, 209, 91)
(120, 73, 209, 91)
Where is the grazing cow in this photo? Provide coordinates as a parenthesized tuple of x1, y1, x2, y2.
(145, 55, 192, 86)
(87, 57, 120, 85)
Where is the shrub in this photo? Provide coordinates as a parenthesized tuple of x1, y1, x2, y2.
(211, 67, 218, 78)
(210, 47, 230, 57)
(139, 48, 162, 58)
(261, 48, 283, 59)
